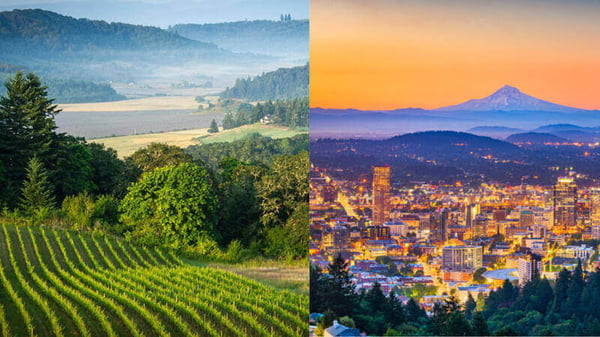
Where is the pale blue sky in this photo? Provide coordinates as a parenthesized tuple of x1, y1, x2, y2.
(0, 0, 309, 27)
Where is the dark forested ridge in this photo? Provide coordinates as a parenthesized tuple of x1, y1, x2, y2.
(311, 131, 600, 186)
(220, 63, 308, 101)
(0, 9, 216, 52)
(170, 19, 309, 57)
(0, 9, 261, 82)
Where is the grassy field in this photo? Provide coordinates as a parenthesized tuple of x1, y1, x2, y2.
(92, 124, 307, 158)
(197, 124, 307, 144)
(58, 96, 200, 112)
(0, 224, 308, 337)
(207, 260, 308, 297)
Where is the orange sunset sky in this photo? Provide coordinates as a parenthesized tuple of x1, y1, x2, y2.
(310, 0, 600, 110)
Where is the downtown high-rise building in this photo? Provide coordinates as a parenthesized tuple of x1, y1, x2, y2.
(553, 177, 577, 230)
(372, 166, 391, 226)
(430, 208, 449, 242)
(442, 245, 483, 272)
(518, 253, 542, 287)
(590, 188, 600, 226)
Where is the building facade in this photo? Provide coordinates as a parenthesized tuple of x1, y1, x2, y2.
(553, 177, 577, 230)
(372, 166, 391, 226)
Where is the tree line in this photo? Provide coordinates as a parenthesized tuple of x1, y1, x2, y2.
(222, 97, 309, 129)
(220, 63, 308, 101)
(0, 71, 308, 261)
(311, 256, 600, 336)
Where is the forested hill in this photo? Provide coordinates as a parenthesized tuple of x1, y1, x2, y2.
(170, 19, 308, 57)
(0, 9, 216, 52)
(220, 63, 308, 101)
(0, 64, 125, 103)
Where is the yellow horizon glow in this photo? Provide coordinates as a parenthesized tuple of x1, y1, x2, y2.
(310, 0, 600, 110)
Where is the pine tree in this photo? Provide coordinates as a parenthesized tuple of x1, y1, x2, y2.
(0, 71, 60, 206)
(472, 311, 490, 336)
(20, 156, 55, 214)
(464, 293, 476, 321)
(323, 254, 357, 317)
(208, 119, 219, 133)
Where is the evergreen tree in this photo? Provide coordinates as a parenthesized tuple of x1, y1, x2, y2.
(472, 311, 490, 336)
(207, 119, 219, 133)
(552, 268, 571, 315)
(464, 293, 476, 321)
(0, 71, 60, 205)
(565, 261, 584, 316)
(405, 297, 426, 322)
(322, 254, 357, 317)
(20, 156, 55, 214)
(222, 112, 236, 130)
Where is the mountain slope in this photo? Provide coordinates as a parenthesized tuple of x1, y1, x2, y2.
(436, 85, 586, 113)
(0, 9, 217, 51)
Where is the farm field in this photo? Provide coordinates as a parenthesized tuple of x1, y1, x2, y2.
(54, 96, 224, 139)
(93, 124, 307, 158)
(58, 96, 200, 112)
(0, 224, 308, 337)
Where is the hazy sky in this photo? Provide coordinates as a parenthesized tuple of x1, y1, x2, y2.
(311, 0, 600, 110)
(0, 0, 308, 27)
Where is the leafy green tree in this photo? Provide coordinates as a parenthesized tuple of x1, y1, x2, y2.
(217, 160, 264, 246)
(87, 142, 128, 197)
(51, 135, 95, 201)
(264, 202, 308, 259)
(127, 142, 192, 173)
(120, 163, 219, 250)
(20, 156, 55, 215)
(61, 192, 95, 230)
(257, 151, 308, 228)
(207, 119, 219, 133)
(494, 326, 518, 336)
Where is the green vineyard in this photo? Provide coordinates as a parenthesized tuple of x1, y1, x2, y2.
(0, 224, 308, 337)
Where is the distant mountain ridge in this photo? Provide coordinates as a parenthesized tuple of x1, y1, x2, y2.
(505, 132, 569, 144)
(0, 9, 217, 52)
(170, 20, 308, 58)
(435, 85, 587, 113)
(311, 85, 599, 139)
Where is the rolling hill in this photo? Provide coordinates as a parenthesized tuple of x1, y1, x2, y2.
(170, 20, 309, 58)
(0, 224, 307, 337)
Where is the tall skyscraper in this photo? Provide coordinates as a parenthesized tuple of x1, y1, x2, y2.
(591, 188, 600, 226)
(553, 177, 577, 230)
(430, 208, 449, 242)
(465, 203, 480, 228)
(372, 166, 391, 225)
